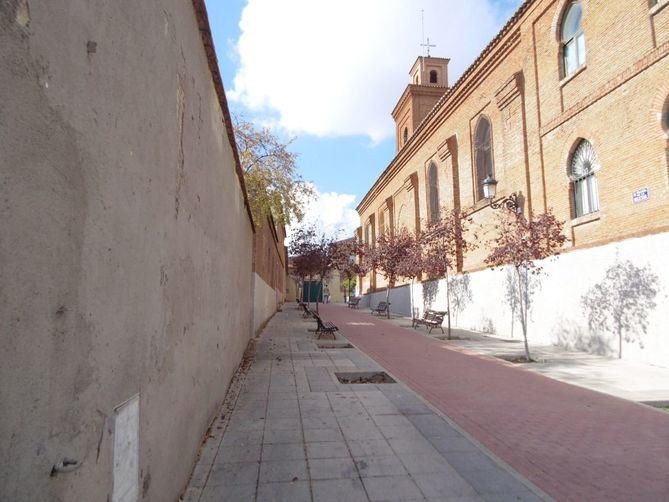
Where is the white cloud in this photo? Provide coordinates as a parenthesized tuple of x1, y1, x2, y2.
(229, 0, 517, 142)
(286, 185, 360, 245)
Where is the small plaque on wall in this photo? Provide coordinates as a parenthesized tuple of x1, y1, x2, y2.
(632, 188, 649, 204)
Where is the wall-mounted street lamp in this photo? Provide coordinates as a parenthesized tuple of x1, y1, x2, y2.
(482, 175, 521, 213)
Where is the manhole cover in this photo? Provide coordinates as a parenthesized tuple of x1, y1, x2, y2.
(335, 371, 396, 384)
(317, 343, 354, 349)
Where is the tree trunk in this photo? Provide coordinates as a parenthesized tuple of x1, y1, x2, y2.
(516, 266, 531, 361)
(306, 279, 312, 308)
(445, 268, 452, 340)
(410, 278, 415, 321)
(385, 284, 391, 319)
(618, 325, 623, 359)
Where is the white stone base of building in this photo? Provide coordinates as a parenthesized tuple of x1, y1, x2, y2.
(363, 232, 669, 366)
(252, 273, 281, 334)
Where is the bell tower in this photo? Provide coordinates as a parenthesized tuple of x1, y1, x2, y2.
(392, 56, 450, 152)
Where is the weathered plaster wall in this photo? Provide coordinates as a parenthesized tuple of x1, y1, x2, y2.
(0, 1, 254, 501)
(253, 273, 279, 334)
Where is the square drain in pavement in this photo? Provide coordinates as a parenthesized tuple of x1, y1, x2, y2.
(335, 371, 396, 384)
(317, 343, 354, 349)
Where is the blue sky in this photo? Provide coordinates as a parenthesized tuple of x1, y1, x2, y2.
(205, 0, 522, 235)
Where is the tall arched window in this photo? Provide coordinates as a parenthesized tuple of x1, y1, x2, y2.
(474, 116, 494, 201)
(429, 70, 438, 84)
(427, 162, 439, 223)
(570, 139, 600, 217)
(561, 1, 585, 78)
(663, 96, 669, 133)
(403, 127, 409, 145)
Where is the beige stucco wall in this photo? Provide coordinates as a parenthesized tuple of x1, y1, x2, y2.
(0, 2, 254, 501)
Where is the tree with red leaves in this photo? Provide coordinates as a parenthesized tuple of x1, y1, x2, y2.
(485, 210, 567, 360)
(331, 239, 365, 303)
(420, 209, 475, 339)
(364, 228, 418, 318)
(394, 230, 423, 321)
(289, 226, 319, 306)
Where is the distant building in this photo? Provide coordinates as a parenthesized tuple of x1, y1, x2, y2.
(357, 0, 669, 364)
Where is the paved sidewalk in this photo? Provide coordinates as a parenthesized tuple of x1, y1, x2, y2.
(183, 306, 548, 501)
(320, 304, 669, 501)
(364, 310, 669, 403)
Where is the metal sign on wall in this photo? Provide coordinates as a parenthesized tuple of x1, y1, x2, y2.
(632, 188, 649, 204)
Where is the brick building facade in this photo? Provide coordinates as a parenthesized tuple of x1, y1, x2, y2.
(357, 0, 669, 363)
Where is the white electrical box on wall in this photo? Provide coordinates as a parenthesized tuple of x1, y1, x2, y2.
(112, 394, 140, 502)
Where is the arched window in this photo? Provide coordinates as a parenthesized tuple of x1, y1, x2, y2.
(403, 127, 409, 144)
(429, 70, 438, 84)
(663, 96, 669, 133)
(474, 116, 494, 201)
(427, 162, 439, 223)
(570, 139, 600, 217)
(561, 1, 585, 78)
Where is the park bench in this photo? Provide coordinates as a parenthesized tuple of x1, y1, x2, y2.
(347, 297, 361, 309)
(312, 312, 339, 339)
(371, 301, 390, 316)
(300, 302, 313, 318)
(412, 309, 435, 328)
(414, 310, 448, 334)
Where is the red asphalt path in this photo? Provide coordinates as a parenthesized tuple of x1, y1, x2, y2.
(320, 304, 669, 501)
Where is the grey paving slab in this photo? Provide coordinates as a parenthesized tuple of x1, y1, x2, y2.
(199, 482, 256, 502)
(221, 429, 263, 446)
(347, 439, 396, 459)
(458, 467, 534, 497)
(304, 428, 345, 443)
(312, 478, 368, 502)
(263, 428, 303, 444)
(354, 455, 407, 477)
(261, 443, 306, 461)
(370, 414, 412, 427)
(396, 451, 454, 475)
(207, 461, 259, 487)
(215, 444, 262, 464)
(412, 471, 479, 498)
(407, 414, 462, 437)
(259, 459, 308, 483)
(361, 475, 423, 501)
(257, 481, 311, 502)
(309, 457, 359, 480)
(188, 462, 210, 488)
(306, 441, 351, 459)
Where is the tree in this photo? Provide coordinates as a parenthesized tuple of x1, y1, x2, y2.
(394, 230, 423, 320)
(234, 115, 313, 226)
(289, 226, 319, 306)
(420, 209, 474, 339)
(364, 228, 417, 318)
(331, 239, 364, 303)
(485, 210, 567, 360)
(581, 259, 659, 359)
(310, 233, 340, 313)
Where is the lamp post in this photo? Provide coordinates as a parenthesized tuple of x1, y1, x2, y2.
(482, 175, 521, 213)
